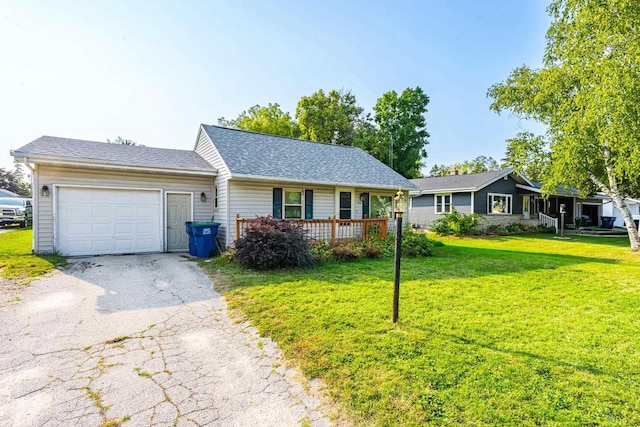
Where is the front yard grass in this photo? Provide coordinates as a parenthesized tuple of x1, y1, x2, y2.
(0, 228, 66, 284)
(206, 234, 640, 425)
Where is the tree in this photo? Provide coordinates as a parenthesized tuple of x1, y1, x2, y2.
(107, 136, 142, 146)
(488, 0, 640, 250)
(502, 132, 551, 183)
(428, 156, 500, 177)
(218, 103, 300, 138)
(373, 87, 430, 179)
(1, 165, 30, 196)
(295, 89, 363, 145)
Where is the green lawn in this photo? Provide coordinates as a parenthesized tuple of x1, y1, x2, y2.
(0, 228, 66, 284)
(205, 234, 640, 426)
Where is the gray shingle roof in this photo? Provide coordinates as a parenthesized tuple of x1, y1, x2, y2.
(410, 168, 519, 192)
(12, 136, 214, 172)
(201, 125, 417, 190)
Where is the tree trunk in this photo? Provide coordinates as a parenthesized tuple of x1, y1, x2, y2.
(610, 195, 640, 252)
(590, 158, 640, 252)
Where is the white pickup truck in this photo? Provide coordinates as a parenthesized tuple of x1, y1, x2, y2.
(0, 197, 31, 228)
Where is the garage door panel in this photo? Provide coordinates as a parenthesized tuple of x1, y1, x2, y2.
(57, 188, 162, 256)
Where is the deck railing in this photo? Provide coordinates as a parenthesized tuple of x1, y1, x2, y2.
(538, 212, 558, 232)
(235, 215, 388, 244)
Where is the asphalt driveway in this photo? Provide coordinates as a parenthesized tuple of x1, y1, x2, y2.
(0, 254, 330, 426)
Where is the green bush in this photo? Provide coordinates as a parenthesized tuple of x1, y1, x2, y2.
(401, 232, 434, 257)
(485, 224, 509, 236)
(430, 208, 484, 236)
(332, 244, 361, 261)
(537, 224, 557, 234)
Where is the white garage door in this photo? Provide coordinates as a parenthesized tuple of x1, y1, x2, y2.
(57, 187, 162, 256)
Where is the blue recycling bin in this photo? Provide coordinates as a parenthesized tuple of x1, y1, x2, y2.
(190, 222, 220, 258)
(185, 222, 198, 256)
(600, 216, 615, 229)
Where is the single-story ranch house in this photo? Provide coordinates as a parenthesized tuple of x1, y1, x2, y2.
(409, 168, 606, 230)
(11, 125, 416, 256)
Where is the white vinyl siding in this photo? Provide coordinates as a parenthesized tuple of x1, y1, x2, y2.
(195, 127, 230, 246)
(34, 165, 213, 254)
(228, 181, 336, 243)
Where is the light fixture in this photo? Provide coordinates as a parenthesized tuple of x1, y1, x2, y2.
(200, 192, 207, 203)
(394, 189, 406, 216)
(41, 185, 50, 197)
(360, 193, 368, 202)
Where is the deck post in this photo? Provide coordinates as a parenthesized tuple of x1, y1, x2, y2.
(235, 214, 240, 241)
(331, 215, 337, 244)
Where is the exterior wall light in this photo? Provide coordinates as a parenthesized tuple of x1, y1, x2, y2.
(200, 192, 207, 203)
(41, 185, 50, 197)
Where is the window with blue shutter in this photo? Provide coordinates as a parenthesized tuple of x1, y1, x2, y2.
(273, 188, 282, 219)
(305, 190, 313, 219)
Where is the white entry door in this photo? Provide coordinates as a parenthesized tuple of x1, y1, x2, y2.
(166, 193, 192, 251)
(57, 187, 162, 256)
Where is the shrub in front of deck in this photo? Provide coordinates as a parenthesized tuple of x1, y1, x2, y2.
(234, 217, 313, 270)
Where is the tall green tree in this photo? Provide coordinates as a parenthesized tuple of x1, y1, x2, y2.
(373, 87, 430, 178)
(218, 103, 300, 138)
(1, 164, 30, 196)
(502, 132, 551, 183)
(295, 89, 362, 145)
(488, 0, 640, 251)
(429, 156, 500, 177)
(107, 136, 142, 146)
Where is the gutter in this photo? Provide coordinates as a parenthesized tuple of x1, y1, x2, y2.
(229, 173, 418, 191)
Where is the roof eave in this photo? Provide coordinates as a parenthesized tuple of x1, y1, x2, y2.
(229, 173, 417, 191)
(11, 152, 217, 177)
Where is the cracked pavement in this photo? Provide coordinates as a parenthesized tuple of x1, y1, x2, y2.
(0, 254, 331, 426)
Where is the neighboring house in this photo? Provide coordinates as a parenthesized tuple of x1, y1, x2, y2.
(10, 125, 416, 256)
(602, 197, 640, 228)
(409, 168, 605, 230)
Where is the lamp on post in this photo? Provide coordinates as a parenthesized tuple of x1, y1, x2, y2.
(392, 188, 406, 323)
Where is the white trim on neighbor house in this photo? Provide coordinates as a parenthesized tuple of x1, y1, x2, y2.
(434, 193, 452, 214)
(53, 184, 164, 255)
(164, 191, 194, 252)
(15, 155, 216, 177)
(488, 193, 513, 215)
(470, 192, 475, 214)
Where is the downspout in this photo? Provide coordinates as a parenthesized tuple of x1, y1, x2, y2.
(22, 157, 37, 253)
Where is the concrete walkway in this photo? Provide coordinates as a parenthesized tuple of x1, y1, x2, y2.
(0, 254, 331, 426)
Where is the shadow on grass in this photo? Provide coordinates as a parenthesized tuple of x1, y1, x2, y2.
(208, 242, 629, 292)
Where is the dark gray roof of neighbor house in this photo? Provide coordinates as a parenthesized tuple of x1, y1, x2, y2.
(201, 125, 418, 190)
(12, 136, 215, 172)
(410, 168, 524, 192)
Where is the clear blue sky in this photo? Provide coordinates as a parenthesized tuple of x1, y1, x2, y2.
(1, 0, 549, 174)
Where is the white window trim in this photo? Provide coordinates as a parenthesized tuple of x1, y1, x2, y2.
(434, 193, 452, 214)
(284, 188, 303, 220)
(488, 193, 513, 215)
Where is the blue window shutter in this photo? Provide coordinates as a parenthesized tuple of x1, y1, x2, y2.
(305, 190, 313, 219)
(362, 193, 369, 218)
(273, 188, 282, 219)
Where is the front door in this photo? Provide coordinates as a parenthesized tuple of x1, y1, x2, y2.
(167, 193, 191, 251)
(523, 196, 530, 220)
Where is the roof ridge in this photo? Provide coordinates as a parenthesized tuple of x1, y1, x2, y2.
(201, 124, 363, 150)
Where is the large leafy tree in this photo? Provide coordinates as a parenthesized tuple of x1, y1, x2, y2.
(295, 89, 362, 145)
(502, 132, 551, 183)
(218, 103, 300, 138)
(1, 163, 30, 196)
(488, 0, 640, 251)
(373, 87, 430, 178)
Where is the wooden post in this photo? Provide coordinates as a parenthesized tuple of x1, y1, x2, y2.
(331, 215, 337, 245)
(235, 214, 240, 241)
